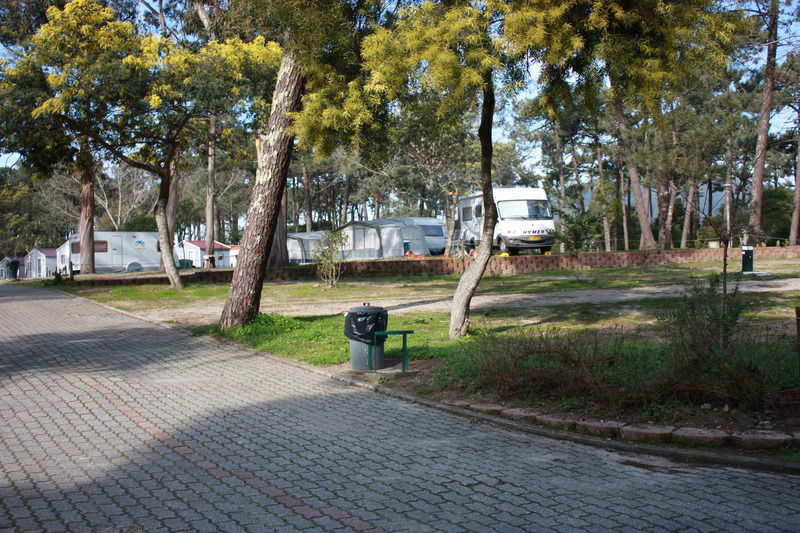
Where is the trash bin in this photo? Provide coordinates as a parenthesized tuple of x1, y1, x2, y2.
(344, 304, 388, 370)
(742, 245, 754, 273)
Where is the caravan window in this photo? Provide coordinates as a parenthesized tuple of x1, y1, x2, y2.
(475, 204, 483, 218)
(353, 228, 366, 250)
(461, 206, 473, 221)
(420, 225, 445, 237)
(70, 241, 109, 253)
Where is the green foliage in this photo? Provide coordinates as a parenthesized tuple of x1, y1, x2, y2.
(762, 187, 793, 242)
(552, 207, 604, 255)
(312, 231, 349, 288)
(123, 213, 157, 232)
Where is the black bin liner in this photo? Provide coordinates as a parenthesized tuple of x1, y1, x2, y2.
(344, 305, 388, 345)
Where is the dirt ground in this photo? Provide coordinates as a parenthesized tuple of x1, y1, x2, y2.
(132, 276, 800, 329)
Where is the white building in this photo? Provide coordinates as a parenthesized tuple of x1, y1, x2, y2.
(176, 240, 232, 268)
(0, 257, 24, 280)
(24, 248, 57, 279)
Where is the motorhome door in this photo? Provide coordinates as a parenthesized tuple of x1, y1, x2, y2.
(111, 235, 123, 269)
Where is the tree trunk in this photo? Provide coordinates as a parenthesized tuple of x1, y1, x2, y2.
(681, 182, 696, 248)
(554, 129, 566, 214)
(613, 96, 657, 249)
(595, 136, 611, 251)
(444, 192, 458, 255)
(267, 188, 289, 270)
(220, 50, 304, 331)
(724, 133, 734, 238)
(791, 118, 800, 245)
(154, 171, 183, 289)
(749, 0, 779, 240)
(619, 167, 630, 251)
(449, 72, 495, 339)
(656, 182, 675, 250)
(302, 161, 313, 232)
(166, 161, 181, 242)
(204, 115, 217, 268)
(77, 142, 96, 274)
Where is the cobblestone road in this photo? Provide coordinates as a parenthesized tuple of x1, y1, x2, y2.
(1, 284, 799, 532)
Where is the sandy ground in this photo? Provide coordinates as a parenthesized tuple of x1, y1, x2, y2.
(134, 276, 800, 327)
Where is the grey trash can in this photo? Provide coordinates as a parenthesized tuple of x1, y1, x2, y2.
(344, 304, 388, 370)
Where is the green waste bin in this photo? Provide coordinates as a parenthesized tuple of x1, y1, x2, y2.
(742, 245, 754, 273)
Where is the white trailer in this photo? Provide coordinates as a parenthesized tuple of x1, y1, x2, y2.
(459, 187, 555, 255)
(57, 231, 163, 273)
(386, 217, 447, 255)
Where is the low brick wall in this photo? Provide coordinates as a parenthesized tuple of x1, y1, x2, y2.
(63, 246, 799, 287)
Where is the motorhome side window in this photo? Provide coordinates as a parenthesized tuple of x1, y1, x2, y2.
(71, 242, 79, 254)
(475, 204, 483, 218)
(461, 206, 473, 221)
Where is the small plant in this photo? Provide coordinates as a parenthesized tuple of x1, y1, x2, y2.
(312, 231, 349, 288)
(552, 203, 603, 279)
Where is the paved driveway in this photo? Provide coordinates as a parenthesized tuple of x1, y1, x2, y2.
(1, 283, 798, 532)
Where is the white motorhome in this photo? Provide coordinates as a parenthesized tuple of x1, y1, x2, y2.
(57, 231, 163, 273)
(459, 187, 555, 255)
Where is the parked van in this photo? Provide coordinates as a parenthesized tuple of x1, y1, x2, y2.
(459, 187, 555, 255)
(57, 231, 163, 273)
(386, 217, 447, 255)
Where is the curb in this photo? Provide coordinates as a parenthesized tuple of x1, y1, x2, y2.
(52, 287, 800, 475)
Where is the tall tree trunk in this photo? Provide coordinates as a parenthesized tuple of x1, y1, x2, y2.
(204, 115, 217, 268)
(302, 162, 313, 232)
(166, 162, 180, 242)
(267, 187, 289, 270)
(154, 169, 183, 288)
(77, 141, 96, 274)
(554, 129, 566, 214)
(749, 0, 779, 240)
(724, 132, 734, 238)
(340, 174, 351, 226)
(619, 167, 630, 251)
(790, 116, 800, 245)
(449, 72, 496, 339)
(220, 50, 304, 331)
(681, 182, 696, 248)
(595, 136, 611, 251)
(613, 96, 657, 249)
(444, 192, 458, 255)
(656, 182, 675, 250)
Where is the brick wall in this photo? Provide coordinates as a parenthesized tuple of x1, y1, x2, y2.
(63, 246, 799, 287)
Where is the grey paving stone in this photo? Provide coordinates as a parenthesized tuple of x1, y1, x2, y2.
(1, 283, 799, 533)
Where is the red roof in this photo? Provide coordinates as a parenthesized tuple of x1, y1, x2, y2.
(185, 240, 230, 251)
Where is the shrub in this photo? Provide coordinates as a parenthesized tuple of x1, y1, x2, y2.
(313, 231, 348, 288)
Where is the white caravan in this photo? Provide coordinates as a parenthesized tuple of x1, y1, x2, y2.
(386, 217, 447, 255)
(459, 187, 555, 255)
(57, 231, 163, 273)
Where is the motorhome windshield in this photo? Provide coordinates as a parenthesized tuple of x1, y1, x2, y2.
(497, 200, 552, 220)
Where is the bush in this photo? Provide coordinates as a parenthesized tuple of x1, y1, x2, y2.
(451, 275, 798, 412)
(313, 231, 348, 288)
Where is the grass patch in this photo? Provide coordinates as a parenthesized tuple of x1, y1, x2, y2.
(64, 283, 230, 305)
(203, 312, 474, 366)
